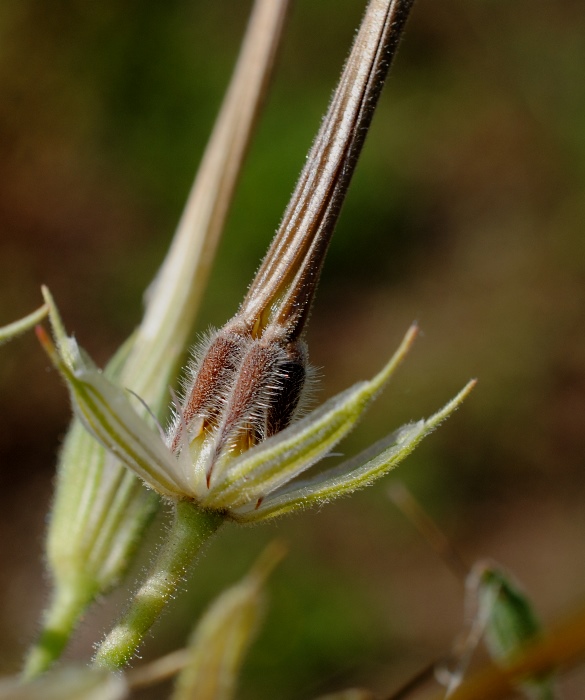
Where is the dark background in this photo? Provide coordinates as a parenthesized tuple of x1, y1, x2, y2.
(1, 0, 584, 697)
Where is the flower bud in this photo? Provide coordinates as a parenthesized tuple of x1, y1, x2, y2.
(26, 0, 290, 676)
(171, 543, 284, 700)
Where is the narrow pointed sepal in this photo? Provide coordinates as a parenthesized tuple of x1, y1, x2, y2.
(38, 290, 185, 499)
(0, 303, 48, 345)
(203, 325, 418, 511)
(171, 542, 285, 700)
(234, 379, 476, 522)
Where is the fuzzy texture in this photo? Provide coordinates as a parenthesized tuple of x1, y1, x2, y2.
(168, 324, 314, 496)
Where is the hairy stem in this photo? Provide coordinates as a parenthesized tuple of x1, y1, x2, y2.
(93, 501, 223, 670)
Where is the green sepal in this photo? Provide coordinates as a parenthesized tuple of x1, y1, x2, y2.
(233, 379, 476, 522)
(205, 325, 418, 510)
(38, 290, 185, 498)
(0, 303, 48, 345)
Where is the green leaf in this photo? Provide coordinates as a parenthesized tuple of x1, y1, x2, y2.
(472, 562, 556, 700)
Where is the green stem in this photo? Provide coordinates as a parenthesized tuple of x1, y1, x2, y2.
(23, 580, 96, 679)
(93, 501, 223, 670)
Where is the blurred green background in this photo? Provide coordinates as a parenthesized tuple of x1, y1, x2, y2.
(1, 0, 585, 697)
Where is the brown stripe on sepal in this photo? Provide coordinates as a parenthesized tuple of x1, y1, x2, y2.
(170, 320, 248, 452)
(206, 331, 307, 486)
